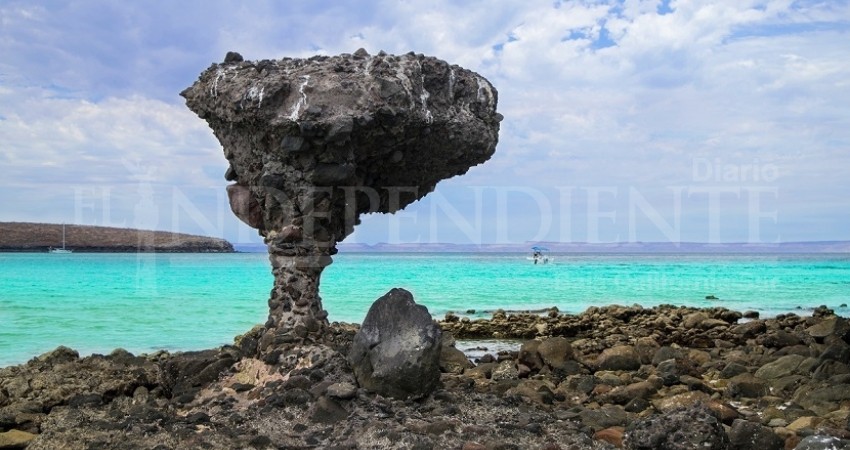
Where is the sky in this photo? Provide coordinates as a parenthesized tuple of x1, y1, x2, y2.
(1, 0, 848, 245)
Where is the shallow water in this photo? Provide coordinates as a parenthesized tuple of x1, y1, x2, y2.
(1, 252, 848, 367)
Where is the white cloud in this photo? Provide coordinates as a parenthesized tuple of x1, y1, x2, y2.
(0, 89, 221, 187)
(0, 0, 848, 242)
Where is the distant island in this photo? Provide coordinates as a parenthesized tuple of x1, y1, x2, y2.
(0, 222, 234, 253)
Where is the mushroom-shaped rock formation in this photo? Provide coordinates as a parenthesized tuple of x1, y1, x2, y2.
(182, 50, 500, 353)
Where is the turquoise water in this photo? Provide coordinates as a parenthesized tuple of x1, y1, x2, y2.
(1, 252, 849, 367)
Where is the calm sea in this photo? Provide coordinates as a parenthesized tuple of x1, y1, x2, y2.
(1, 252, 849, 367)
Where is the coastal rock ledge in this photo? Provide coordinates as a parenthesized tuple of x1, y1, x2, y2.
(3, 305, 850, 449)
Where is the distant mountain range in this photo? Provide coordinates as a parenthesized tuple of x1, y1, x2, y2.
(234, 241, 850, 253)
(0, 222, 234, 253)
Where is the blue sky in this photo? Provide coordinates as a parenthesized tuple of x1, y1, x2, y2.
(1, 0, 848, 244)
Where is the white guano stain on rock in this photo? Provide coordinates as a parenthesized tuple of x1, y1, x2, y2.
(246, 85, 265, 107)
(476, 77, 494, 108)
(289, 75, 311, 120)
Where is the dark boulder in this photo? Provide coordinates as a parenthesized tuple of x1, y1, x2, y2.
(624, 404, 730, 450)
(537, 337, 574, 370)
(348, 288, 442, 399)
(727, 419, 783, 450)
(597, 345, 641, 371)
(727, 373, 768, 399)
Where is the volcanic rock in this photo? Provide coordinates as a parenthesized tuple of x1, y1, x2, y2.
(597, 345, 642, 371)
(182, 50, 500, 350)
(727, 419, 784, 450)
(7, 305, 850, 449)
(727, 373, 768, 398)
(538, 337, 574, 370)
(0, 429, 36, 449)
(624, 404, 731, 450)
(348, 288, 442, 399)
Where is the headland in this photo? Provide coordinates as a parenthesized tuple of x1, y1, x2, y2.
(0, 222, 234, 253)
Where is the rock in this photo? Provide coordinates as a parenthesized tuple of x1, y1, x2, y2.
(719, 310, 743, 323)
(688, 349, 711, 366)
(761, 330, 803, 348)
(787, 416, 824, 432)
(624, 404, 730, 450)
(563, 374, 596, 395)
(652, 346, 685, 366)
(461, 362, 493, 381)
(819, 343, 850, 364)
(440, 345, 473, 374)
(326, 382, 357, 400)
(768, 418, 788, 427)
(594, 427, 625, 448)
(491, 361, 519, 381)
(283, 374, 313, 390)
(603, 381, 660, 405)
(634, 337, 660, 365)
(707, 400, 740, 425)
(720, 362, 749, 379)
(727, 373, 768, 399)
(793, 435, 850, 450)
(813, 360, 850, 380)
(68, 393, 102, 407)
(537, 337, 574, 370)
(518, 340, 544, 371)
(506, 380, 556, 405)
(309, 397, 348, 424)
(185, 411, 211, 424)
(755, 355, 808, 380)
(807, 317, 850, 341)
(35, 346, 79, 365)
(624, 397, 651, 413)
(348, 288, 442, 399)
(597, 346, 642, 372)
(0, 429, 36, 449)
(696, 317, 729, 329)
(161, 349, 236, 400)
(683, 312, 710, 329)
(727, 419, 783, 450)
(226, 184, 263, 229)
(182, 51, 500, 344)
(580, 404, 630, 431)
(733, 320, 767, 339)
(792, 384, 850, 415)
(652, 391, 711, 413)
(223, 51, 243, 63)
(656, 358, 683, 386)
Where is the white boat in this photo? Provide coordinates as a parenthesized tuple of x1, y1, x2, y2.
(49, 224, 73, 254)
(528, 246, 552, 264)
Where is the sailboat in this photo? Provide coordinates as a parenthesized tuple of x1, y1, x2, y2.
(49, 224, 73, 254)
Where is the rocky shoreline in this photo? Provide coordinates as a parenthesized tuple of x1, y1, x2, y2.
(3, 304, 850, 449)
